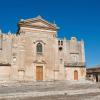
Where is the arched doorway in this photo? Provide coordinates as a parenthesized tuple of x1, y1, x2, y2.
(74, 70, 78, 80)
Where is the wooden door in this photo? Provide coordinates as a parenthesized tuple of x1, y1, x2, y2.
(36, 66, 43, 81)
(74, 70, 78, 80)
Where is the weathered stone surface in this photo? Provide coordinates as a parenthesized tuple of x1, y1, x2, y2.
(0, 16, 86, 81)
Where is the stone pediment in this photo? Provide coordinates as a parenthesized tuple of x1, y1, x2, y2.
(18, 16, 59, 31)
(33, 60, 46, 64)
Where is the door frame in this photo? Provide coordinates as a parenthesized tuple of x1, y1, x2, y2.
(36, 66, 43, 81)
(33, 63, 45, 81)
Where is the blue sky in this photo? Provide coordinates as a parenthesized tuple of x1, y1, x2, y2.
(0, 0, 100, 67)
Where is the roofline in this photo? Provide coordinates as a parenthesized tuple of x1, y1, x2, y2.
(87, 67, 100, 70)
(19, 16, 59, 30)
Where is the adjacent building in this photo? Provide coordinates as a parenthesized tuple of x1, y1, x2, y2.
(0, 16, 86, 81)
(87, 66, 100, 82)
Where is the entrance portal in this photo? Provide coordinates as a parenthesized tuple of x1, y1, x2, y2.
(36, 66, 43, 81)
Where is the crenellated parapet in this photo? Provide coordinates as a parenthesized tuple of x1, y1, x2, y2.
(0, 30, 16, 64)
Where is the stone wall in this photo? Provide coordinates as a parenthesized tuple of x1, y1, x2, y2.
(0, 66, 11, 80)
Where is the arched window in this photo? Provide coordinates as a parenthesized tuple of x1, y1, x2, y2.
(36, 43, 42, 54)
(59, 47, 63, 51)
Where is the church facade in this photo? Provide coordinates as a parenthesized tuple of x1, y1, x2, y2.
(0, 16, 86, 81)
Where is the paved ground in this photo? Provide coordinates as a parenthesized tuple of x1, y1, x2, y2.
(0, 80, 100, 100)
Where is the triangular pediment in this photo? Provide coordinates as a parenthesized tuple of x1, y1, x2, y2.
(18, 16, 59, 31)
(30, 21, 50, 27)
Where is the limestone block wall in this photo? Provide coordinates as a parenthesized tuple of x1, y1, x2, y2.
(0, 66, 11, 80)
(65, 67, 86, 81)
(18, 27, 58, 81)
(0, 34, 15, 64)
(62, 37, 85, 63)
